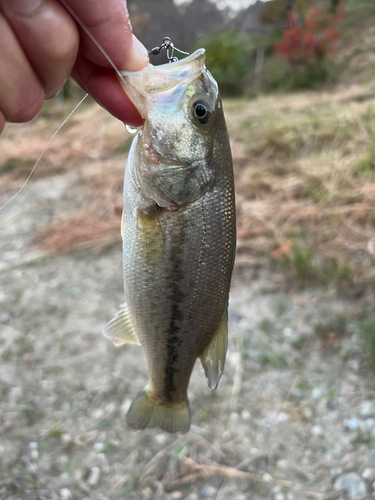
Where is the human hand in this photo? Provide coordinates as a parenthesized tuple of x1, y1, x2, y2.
(0, 0, 149, 136)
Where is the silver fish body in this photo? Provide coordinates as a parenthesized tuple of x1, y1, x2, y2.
(104, 49, 236, 433)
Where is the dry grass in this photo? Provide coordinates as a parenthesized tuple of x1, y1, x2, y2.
(1, 81, 375, 287)
(230, 85, 375, 285)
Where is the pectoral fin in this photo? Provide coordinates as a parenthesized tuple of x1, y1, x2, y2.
(199, 310, 228, 391)
(103, 303, 140, 346)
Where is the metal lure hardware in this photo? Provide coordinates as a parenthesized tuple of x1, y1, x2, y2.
(148, 37, 189, 63)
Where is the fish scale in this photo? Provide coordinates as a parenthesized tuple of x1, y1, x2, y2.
(103, 49, 236, 433)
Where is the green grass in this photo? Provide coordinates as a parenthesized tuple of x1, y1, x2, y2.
(0, 157, 36, 178)
(258, 351, 288, 369)
(352, 145, 375, 177)
(49, 428, 63, 439)
(355, 319, 375, 365)
(279, 242, 352, 285)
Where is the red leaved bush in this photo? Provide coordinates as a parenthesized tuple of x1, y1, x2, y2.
(273, 2, 344, 66)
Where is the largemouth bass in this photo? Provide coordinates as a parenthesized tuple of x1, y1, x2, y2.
(103, 49, 236, 433)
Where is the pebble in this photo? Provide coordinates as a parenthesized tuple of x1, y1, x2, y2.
(275, 493, 285, 500)
(38, 491, 51, 500)
(262, 472, 273, 482)
(311, 425, 323, 436)
(360, 401, 375, 418)
(92, 408, 104, 420)
(200, 485, 217, 497)
(61, 434, 72, 444)
(0, 313, 10, 323)
(334, 473, 367, 500)
(59, 489, 72, 500)
(186, 494, 198, 500)
(276, 459, 289, 470)
(344, 418, 359, 430)
(93, 442, 105, 453)
(283, 327, 294, 338)
(366, 418, 375, 428)
(88, 466, 100, 486)
(170, 492, 183, 500)
(221, 431, 231, 441)
(362, 468, 375, 480)
(303, 407, 313, 420)
(277, 412, 289, 422)
(9, 386, 23, 404)
(154, 433, 167, 445)
(105, 402, 116, 414)
(312, 388, 322, 399)
(241, 409, 251, 421)
(230, 412, 239, 422)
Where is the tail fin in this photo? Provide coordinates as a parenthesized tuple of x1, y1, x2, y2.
(126, 386, 190, 434)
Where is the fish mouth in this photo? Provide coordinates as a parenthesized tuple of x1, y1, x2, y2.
(119, 49, 206, 118)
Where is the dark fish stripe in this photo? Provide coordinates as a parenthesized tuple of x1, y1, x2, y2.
(164, 218, 187, 396)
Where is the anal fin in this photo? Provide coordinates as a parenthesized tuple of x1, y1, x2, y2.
(103, 303, 140, 346)
(199, 309, 228, 390)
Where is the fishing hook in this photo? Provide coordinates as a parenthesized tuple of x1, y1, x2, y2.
(148, 37, 189, 63)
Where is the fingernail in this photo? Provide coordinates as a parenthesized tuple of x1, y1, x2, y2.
(2, 0, 42, 14)
(126, 35, 149, 72)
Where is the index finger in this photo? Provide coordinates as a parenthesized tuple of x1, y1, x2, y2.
(60, 0, 148, 71)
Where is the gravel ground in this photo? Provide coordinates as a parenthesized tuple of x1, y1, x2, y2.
(1, 165, 375, 500)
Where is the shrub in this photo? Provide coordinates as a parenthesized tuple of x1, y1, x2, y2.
(273, 5, 344, 67)
(198, 30, 249, 96)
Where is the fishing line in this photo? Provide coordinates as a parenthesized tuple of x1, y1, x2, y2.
(0, 94, 88, 211)
(1, 0, 125, 211)
(59, 0, 126, 85)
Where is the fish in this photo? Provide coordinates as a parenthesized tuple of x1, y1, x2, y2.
(103, 48, 236, 433)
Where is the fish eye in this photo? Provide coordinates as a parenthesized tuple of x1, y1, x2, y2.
(192, 100, 212, 125)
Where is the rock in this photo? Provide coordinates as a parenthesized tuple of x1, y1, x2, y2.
(88, 466, 100, 486)
(230, 412, 239, 422)
(154, 433, 167, 445)
(283, 327, 294, 338)
(221, 431, 231, 441)
(362, 468, 375, 480)
(93, 442, 105, 453)
(200, 485, 217, 497)
(275, 493, 285, 500)
(61, 434, 72, 445)
(333, 473, 367, 500)
(277, 412, 289, 422)
(312, 388, 322, 399)
(92, 408, 104, 420)
(311, 425, 323, 436)
(241, 409, 251, 421)
(29, 441, 39, 460)
(170, 492, 183, 500)
(38, 491, 51, 500)
(262, 472, 273, 482)
(59, 489, 72, 500)
(344, 418, 359, 431)
(276, 459, 289, 471)
(360, 401, 375, 418)
(0, 313, 10, 324)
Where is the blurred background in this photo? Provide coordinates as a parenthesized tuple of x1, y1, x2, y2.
(1, 0, 375, 499)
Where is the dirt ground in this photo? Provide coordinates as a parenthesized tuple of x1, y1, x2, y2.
(1, 90, 375, 500)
